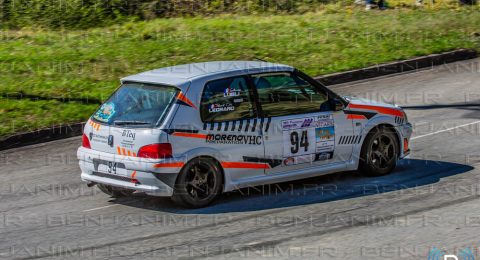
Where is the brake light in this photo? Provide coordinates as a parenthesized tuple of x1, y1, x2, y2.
(403, 138, 409, 153)
(82, 134, 91, 149)
(137, 143, 172, 159)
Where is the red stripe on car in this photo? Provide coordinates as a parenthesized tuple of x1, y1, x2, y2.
(348, 104, 403, 117)
(177, 92, 197, 109)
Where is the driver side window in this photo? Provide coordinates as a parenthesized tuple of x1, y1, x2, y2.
(252, 72, 329, 117)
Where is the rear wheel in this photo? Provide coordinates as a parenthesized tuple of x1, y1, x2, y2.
(359, 126, 398, 176)
(97, 184, 133, 198)
(171, 158, 223, 208)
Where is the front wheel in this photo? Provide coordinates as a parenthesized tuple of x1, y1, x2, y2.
(359, 126, 398, 176)
(171, 158, 223, 208)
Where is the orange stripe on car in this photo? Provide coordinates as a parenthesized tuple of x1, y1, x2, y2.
(172, 132, 207, 139)
(221, 162, 271, 169)
(131, 170, 137, 179)
(348, 104, 403, 117)
(153, 162, 185, 168)
(177, 92, 197, 109)
(346, 114, 367, 120)
(88, 120, 100, 131)
(117, 146, 137, 157)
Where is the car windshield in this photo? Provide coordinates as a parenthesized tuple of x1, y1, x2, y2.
(92, 83, 178, 127)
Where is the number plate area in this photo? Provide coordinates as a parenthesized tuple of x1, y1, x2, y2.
(281, 115, 335, 166)
(93, 159, 128, 177)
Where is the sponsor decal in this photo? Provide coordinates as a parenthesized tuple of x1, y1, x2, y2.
(282, 117, 314, 130)
(209, 103, 235, 113)
(281, 115, 333, 131)
(122, 129, 136, 141)
(223, 87, 242, 97)
(315, 125, 335, 153)
(281, 115, 336, 166)
(206, 134, 262, 145)
(283, 157, 295, 166)
(90, 133, 109, 144)
(93, 102, 116, 122)
(316, 152, 333, 161)
(282, 152, 332, 166)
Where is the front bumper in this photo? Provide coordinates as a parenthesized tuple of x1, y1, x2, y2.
(398, 122, 413, 159)
(77, 147, 182, 197)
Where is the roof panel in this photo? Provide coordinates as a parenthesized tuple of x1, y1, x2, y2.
(121, 61, 293, 86)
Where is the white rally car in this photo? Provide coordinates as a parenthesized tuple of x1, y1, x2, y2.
(77, 61, 412, 208)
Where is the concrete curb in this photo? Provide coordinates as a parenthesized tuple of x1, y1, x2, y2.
(314, 49, 477, 86)
(0, 49, 477, 151)
(0, 123, 85, 151)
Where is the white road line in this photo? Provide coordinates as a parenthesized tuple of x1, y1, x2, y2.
(83, 204, 119, 212)
(412, 120, 480, 140)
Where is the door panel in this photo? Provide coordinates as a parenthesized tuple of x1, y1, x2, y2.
(194, 75, 266, 182)
(249, 71, 354, 175)
(263, 111, 353, 175)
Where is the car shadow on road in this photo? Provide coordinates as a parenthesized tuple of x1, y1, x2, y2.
(113, 158, 474, 214)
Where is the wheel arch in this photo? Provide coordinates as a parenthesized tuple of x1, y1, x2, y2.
(175, 155, 226, 192)
(359, 123, 401, 161)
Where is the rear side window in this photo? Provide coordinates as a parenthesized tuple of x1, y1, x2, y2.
(200, 76, 255, 122)
(252, 72, 329, 117)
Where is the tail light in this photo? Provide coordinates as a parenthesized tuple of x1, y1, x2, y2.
(137, 143, 172, 159)
(82, 134, 91, 149)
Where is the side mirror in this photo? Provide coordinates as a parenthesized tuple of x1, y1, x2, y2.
(331, 98, 344, 111)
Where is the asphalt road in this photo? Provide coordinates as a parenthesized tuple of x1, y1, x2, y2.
(1, 58, 480, 260)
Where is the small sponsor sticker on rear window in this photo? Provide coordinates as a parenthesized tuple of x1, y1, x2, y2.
(209, 103, 235, 113)
(94, 102, 116, 122)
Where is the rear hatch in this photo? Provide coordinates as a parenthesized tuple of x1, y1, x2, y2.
(85, 82, 178, 155)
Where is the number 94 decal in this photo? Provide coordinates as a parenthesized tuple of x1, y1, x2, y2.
(283, 129, 317, 157)
(281, 117, 336, 165)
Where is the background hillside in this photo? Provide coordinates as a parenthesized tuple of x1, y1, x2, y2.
(0, 0, 479, 137)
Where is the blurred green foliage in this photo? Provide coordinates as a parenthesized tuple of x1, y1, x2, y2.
(0, 0, 350, 28)
(1, 0, 473, 29)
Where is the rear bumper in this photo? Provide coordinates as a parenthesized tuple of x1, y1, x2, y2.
(81, 172, 173, 196)
(77, 147, 183, 197)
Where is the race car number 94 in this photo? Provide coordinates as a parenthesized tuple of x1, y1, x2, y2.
(283, 129, 316, 157)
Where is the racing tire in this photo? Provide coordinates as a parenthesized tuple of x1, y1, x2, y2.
(359, 125, 399, 177)
(171, 158, 223, 208)
(97, 184, 134, 198)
